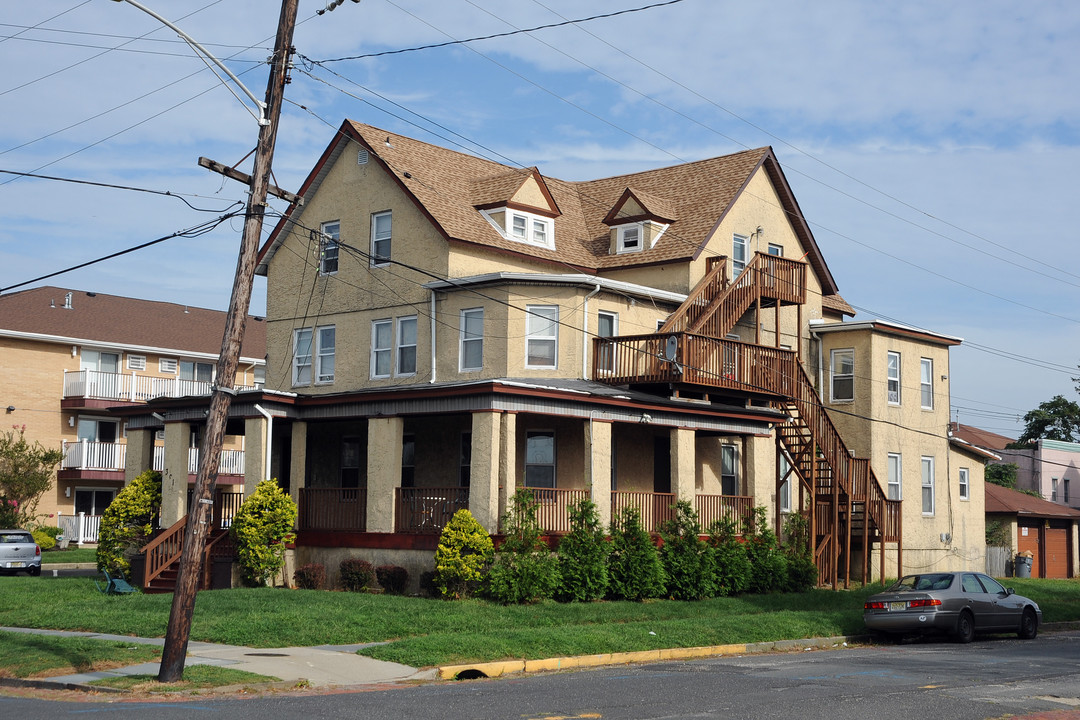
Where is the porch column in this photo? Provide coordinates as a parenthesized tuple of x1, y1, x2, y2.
(124, 427, 155, 484)
(161, 422, 191, 527)
(585, 419, 612, 529)
(469, 411, 501, 532)
(244, 415, 269, 495)
(497, 412, 518, 525)
(670, 427, 696, 503)
(289, 421, 308, 508)
(366, 416, 403, 533)
(744, 433, 777, 518)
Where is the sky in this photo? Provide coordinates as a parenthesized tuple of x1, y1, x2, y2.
(2, 0, 1079, 438)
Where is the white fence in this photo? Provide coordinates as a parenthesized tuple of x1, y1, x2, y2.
(57, 512, 102, 545)
(61, 440, 126, 471)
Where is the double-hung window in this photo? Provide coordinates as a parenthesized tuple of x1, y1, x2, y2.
(778, 453, 792, 513)
(401, 435, 415, 488)
(921, 456, 935, 515)
(721, 445, 738, 495)
(732, 233, 749, 276)
(1052, 478, 1059, 502)
(460, 308, 484, 371)
(397, 316, 417, 375)
(526, 305, 558, 368)
(887, 351, 901, 404)
(617, 224, 642, 253)
(920, 358, 934, 409)
(371, 320, 392, 378)
(887, 452, 902, 501)
(830, 349, 854, 402)
(459, 432, 472, 487)
(316, 326, 335, 383)
(371, 211, 392, 266)
(508, 211, 553, 248)
(525, 430, 556, 489)
(596, 311, 618, 374)
(959, 467, 970, 501)
(293, 328, 313, 385)
(294, 326, 335, 385)
(320, 221, 339, 274)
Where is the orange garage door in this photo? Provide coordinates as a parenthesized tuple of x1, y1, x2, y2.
(1045, 526, 1069, 579)
(1017, 523, 1041, 578)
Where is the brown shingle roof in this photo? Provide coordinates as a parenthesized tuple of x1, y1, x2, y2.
(985, 482, 1080, 518)
(821, 293, 855, 317)
(950, 423, 1016, 451)
(0, 286, 266, 359)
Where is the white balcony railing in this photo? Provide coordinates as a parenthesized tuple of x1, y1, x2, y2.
(63, 369, 257, 403)
(57, 512, 102, 545)
(188, 447, 245, 476)
(61, 440, 127, 471)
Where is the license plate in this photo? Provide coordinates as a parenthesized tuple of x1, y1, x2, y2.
(9, 561, 24, 568)
(889, 601, 906, 611)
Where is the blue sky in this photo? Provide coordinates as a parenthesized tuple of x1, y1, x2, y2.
(3, 0, 1079, 437)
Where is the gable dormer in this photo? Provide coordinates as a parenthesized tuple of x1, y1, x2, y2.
(603, 188, 674, 255)
(474, 168, 560, 250)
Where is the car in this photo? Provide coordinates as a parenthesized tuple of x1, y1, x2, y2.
(0, 529, 41, 576)
(864, 571, 1041, 643)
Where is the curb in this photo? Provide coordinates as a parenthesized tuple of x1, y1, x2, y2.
(0, 677, 128, 694)
(436, 634, 867, 680)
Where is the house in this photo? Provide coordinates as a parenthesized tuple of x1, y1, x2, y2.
(992, 439, 1080, 511)
(121, 120, 989, 588)
(985, 483, 1080, 578)
(950, 422, 1015, 453)
(0, 286, 266, 542)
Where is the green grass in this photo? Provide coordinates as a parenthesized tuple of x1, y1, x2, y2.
(0, 576, 1075, 668)
(0, 630, 159, 678)
(88, 665, 279, 691)
(41, 547, 97, 564)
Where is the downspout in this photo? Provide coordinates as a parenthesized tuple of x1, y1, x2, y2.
(430, 289, 438, 383)
(810, 326, 824, 394)
(582, 283, 602, 379)
(253, 404, 273, 484)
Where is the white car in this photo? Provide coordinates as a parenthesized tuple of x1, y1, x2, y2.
(0, 529, 42, 576)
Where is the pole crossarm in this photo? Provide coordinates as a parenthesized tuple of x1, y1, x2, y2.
(198, 157, 303, 205)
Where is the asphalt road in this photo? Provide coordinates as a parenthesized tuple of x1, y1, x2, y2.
(3, 631, 1079, 719)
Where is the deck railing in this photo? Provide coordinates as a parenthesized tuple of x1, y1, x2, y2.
(186, 448, 245, 475)
(63, 369, 257, 403)
(395, 487, 470, 534)
(298, 488, 368, 532)
(61, 440, 126, 471)
(694, 494, 754, 532)
(518, 487, 590, 534)
(56, 512, 102, 544)
(611, 491, 676, 533)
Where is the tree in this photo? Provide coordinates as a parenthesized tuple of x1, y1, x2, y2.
(96, 469, 161, 575)
(1011, 395, 1080, 446)
(0, 425, 63, 527)
(230, 479, 297, 586)
(985, 463, 1019, 489)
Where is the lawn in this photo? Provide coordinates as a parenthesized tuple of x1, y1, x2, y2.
(0, 630, 159, 679)
(0, 576, 1075, 668)
(41, 548, 97, 564)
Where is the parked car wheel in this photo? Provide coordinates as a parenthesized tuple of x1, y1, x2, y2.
(954, 610, 975, 643)
(1018, 608, 1038, 640)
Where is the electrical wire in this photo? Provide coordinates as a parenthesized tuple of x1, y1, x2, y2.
(0, 169, 243, 212)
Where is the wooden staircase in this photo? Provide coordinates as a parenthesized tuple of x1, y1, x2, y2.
(140, 516, 236, 594)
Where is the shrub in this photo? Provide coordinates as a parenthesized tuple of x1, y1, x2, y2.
(31, 529, 55, 551)
(555, 498, 608, 602)
(743, 506, 786, 594)
(607, 507, 665, 601)
(486, 489, 560, 604)
(230, 479, 297, 587)
(706, 516, 751, 597)
(340, 558, 376, 592)
(782, 511, 818, 592)
(433, 509, 493, 599)
(376, 565, 409, 595)
(97, 470, 161, 575)
(294, 562, 326, 590)
(418, 570, 438, 597)
(0, 426, 63, 527)
(659, 500, 714, 600)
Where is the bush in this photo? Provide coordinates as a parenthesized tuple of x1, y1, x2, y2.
(376, 565, 409, 594)
(486, 489, 560, 604)
(607, 507, 665, 601)
(744, 506, 786, 594)
(340, 558, 376, 592)
(294, 562, 326, 590)
(782, 512, 818, 592)
(660, 500, 714, 600)
(31, 529, 55, 551)
(97, 470, 161, 575)
(230, 479, 297, 587)
(418, 570, 438, 597)
(0, 426, 63, 527)
(555, 498, 608, 602)
(706, 517, 751, 597)
(434, 509, 493, 599)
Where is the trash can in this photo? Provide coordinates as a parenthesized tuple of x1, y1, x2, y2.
(1015, 553, 1033, 578)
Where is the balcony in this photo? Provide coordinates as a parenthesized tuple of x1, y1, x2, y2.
(61, 440, 126, 472)
(62, 369, 258, 406)
(149, 446, 245, 476)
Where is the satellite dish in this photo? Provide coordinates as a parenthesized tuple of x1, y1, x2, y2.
(664, 335, 678, 362)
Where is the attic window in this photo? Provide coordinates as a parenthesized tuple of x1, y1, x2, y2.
(478, 207, 554, 249)
(617, 224, 642, 253)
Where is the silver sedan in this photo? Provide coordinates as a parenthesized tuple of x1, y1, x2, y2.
(864, 571, 1041, 642)
(0, 529, 41, 576)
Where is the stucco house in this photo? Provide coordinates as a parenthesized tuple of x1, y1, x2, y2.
(121, 120, 989, 588)
(993, 439, 1080, 511)
(0, 286, 265, 542)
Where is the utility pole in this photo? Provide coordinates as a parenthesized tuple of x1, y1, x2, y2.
(158, 0, 299, 683)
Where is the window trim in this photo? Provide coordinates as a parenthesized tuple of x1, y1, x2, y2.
(778, 453, 792, 513)
(920, 357, 934, 410)
(830, 348, 855, 403)
(887, 351, 901, 405)
(396, 315, 418, 377)
(292, 328, 312, 386)
(959, 467, 970, 501)
(127, 355, 146, 371)
(370, 210, 392, 267)
(371, 319, 392, 379)
(887, 452, 902, 501)
(767, 243, 784, 257)
(921, 456, 935, 516)
(506, 209, 554, 249)
(1051, 477, 1059, 502)
(316, 325, 336, 384)
(721, 444, 738, 496)
(459, 308, 484, 372)
(319, 220, 340, 275)
(159, 358, 178, 374)
(596, 310, 618, 374)
(616, 223, 643, 254)
(525, 305, 559, 369)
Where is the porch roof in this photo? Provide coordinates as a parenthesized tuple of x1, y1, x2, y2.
(985, 483, 1080, 519)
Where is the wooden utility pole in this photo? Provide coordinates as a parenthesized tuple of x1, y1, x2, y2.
(158, 0, 298, 682)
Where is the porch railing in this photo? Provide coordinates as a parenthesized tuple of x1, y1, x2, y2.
(186, 448, 245, 475)
(520, 487, 589, 534)
(61, 440, 126, 471)
(63, 369, 256, 403)
(395, 487, 469, 534)
(298, 487, 368, 532)
(611, 491, 676, 533)
(694, 494, 754, 532)
(56, 512, 102, 544)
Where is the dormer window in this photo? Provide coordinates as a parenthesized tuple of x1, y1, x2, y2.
(481, 207, 555, 249)
(617, 223, 642, 253)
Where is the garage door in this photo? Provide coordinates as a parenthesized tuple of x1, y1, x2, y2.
(1045, 526, 1069, 579)
(1018, 523, 1041, 578)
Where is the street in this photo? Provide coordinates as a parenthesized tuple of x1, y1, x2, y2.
(3, 630, 1078, 719)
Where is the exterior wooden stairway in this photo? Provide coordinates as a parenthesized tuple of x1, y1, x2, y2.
(138, 493, 239, 594)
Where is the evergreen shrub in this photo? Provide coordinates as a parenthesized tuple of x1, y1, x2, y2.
(96, 469, 161, 575)
(230, 479, 297, 586)
(433, 509, 493, 599)
(294, 562, 326, 590)
(487, 489, 560, 604)
(376, 565, 409, 594)
(706, 516, 751, 597)
(743, 506, 786, 594)
(555, 498, 608, 602)
(340, 558, 376, 592)
(607, 506, 665, 601)
(660, 500, 714, 600)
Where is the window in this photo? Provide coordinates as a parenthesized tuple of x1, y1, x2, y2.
(1065, 479, 1071, 504)
(460, 432, 471, 487)
(830, 349, 854, 402)
(732, 233, 748, 276)
(508, 211, 553, 247)
(397, 316, 417, 376)
(721, 445, 738, 495)
(887, 351, 901, 404)
(371, 211, 392, 266)
(617, 224, 642, 253)
(460, 308, 484, 371)
(920, 357, 934, 409)
(320, 221, 339, 274)
(82, 349, 120, 373)
(180, 360, 213, 384)
(401, 435, 415, 488)
(371, 320, 392, 378)
(596, 311, 617, 374)
(293, 328, 312, 385)
(77, 418, 118, 444)
(779, 453, 792, 513)
(1051, 478, 1059, 502)
(127, 355, 146, 371)
(525, 430, 555, 488)
(767, 243, 783, 256)
(921, 456, 935, 515)
(341, 438, 360, 488)
(159, 358, 178, 374)
(887, 453, 902, 501)
(959, 467, 969, 501)
(526, 306, 558, 368)
(317, 326, 335, 383)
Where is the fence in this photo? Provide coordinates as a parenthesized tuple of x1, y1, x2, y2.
(986, 546, 1011, 577)
(56, 512, 102, 545)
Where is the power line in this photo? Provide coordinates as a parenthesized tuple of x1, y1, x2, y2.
(0, 169, 243, 212)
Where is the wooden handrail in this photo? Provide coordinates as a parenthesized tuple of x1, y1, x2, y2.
(142, 516, 186, 590)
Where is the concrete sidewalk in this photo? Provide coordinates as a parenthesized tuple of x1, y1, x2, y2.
(0, 627, 437, 690)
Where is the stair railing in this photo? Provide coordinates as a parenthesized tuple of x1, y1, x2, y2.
(141, 517, 186, 590)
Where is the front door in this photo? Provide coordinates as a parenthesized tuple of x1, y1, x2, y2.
(653, 436, 671, 494)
